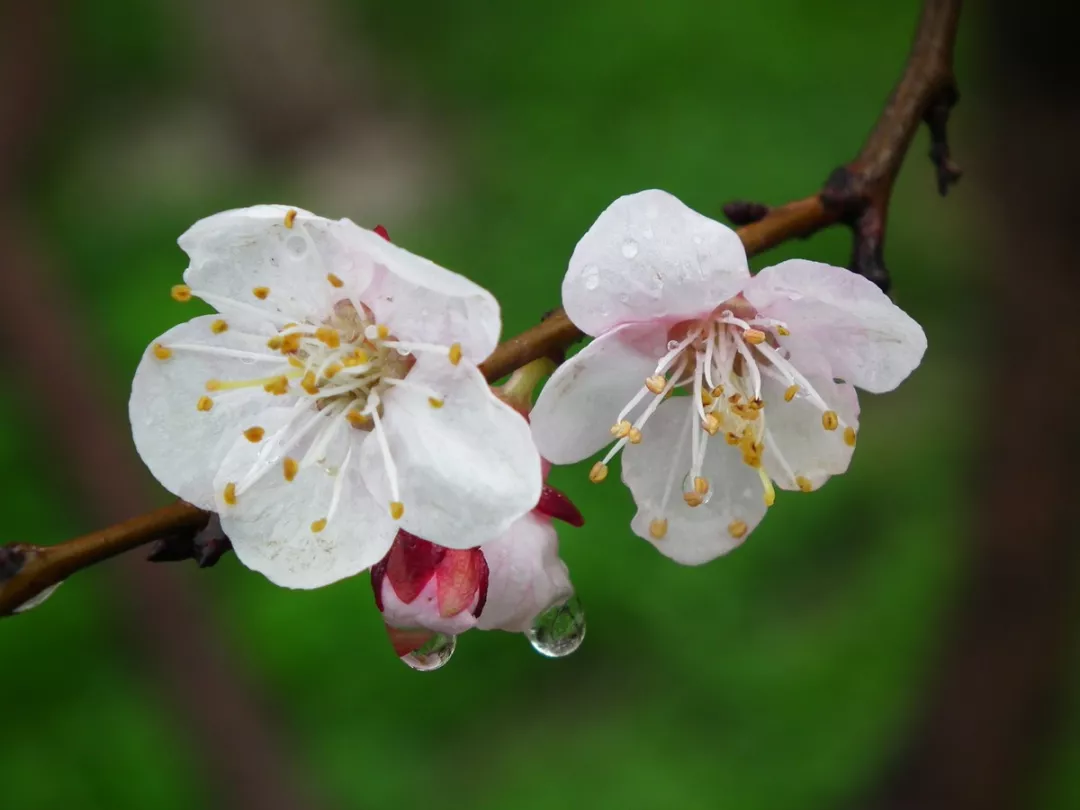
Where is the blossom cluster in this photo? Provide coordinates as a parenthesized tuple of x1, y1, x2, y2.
(130, 191, 925, 670)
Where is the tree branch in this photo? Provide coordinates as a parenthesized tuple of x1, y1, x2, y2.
(0, 0, 962, 617)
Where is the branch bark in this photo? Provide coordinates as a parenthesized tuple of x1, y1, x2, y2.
(0, 0, 962, 617)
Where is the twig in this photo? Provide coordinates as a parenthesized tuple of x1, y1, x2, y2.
(0, 0, 962, 617)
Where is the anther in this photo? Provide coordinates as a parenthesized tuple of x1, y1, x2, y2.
(822, 410, 839, 431)
(703, 413, 721, 436)
(196, 396, 213, 412)
(280, 333, 301, 354)
(694, 477, 709, 495)
(264, 376, 289, 395)
(210, 319, 229, 334)
(611, 421, 632, 438)
(784, 385, 799, 402)
(428, 397, 444, 409)
(252, 286, 270, 300)
(448, 342, 463, 366)
(288, 356, 304, 368)
(283, 457, 299, 482)
(589, 462, 608, 483)
(711, 385, 724, 397)
(777, 326, 790, 336)
(243, 427, 265, 443)
(284, 209, 297, 228)
(223, 482, 237, 506)
(760, 471, 776, 507)
(376, 324, 390, 340)
(844, 426, 857, 447)
(728, 519, 748, 539)
(324, 363, 343, 379)
(649, 518, 668, 540)
(725, 431, 739, 445)
(390, 501, 405, 520)
(343, 349, 369, 367)
(628, 427, 643, 444)
(645, 375, 667, 395)
(170, 284, 192, 302)
(750, 397, 764, 410)
(310, 518, 327, 533)
(701, 389, 715, 407)
(301, 371, 319, 395)
(327, 273, 344, 288)
(205, 379, 222, 391)
(152, 343, 172, 360)
(315, 327, 340, 348)
(267, 336, 283, 350)
(744, 328, 766, 345)
(346, 410, 370, 429)
(795, 475, 813, 493)
(683, 491, 704, 507)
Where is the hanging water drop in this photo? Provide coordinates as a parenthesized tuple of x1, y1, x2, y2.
(527, 596, 586, 658)
(400, 632, 457, 672)
(681, 472, 713, 506)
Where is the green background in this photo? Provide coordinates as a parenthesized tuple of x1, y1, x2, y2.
(3, 1, 1076, 808)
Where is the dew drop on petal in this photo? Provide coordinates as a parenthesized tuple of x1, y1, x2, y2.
(667, 340, 680, 351)
(642, 226, 654, 239)
(527, 595, 586, 658)
(400, 633, 456, 672)
(681, 472, 713, 506)
(621, 239, 639, 259)
(582, 264, 600, 291)
(286, 235, 307, 258)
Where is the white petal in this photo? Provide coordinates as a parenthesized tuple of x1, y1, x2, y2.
(563, 190, 751, 337)
(760, 344, 860, 492)
(476, 513, 573, 633)
(180, 205, 375, 326)
(345, 223, 501, 364)
(129, 314, 291, 509)
(743, 259, 927, 393)
(360, 355, 542, 549)
(622, 399, 768, 565)
(379, 576, 481, 636)
(530, 322, 668, 465)
(215, 408, 395, 589)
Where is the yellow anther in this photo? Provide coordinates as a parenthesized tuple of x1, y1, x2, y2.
(795, 475, 813, 493)
(645, 375, 667, 395)
(390, 501, 405, 520)
(223, 482, 237, 506)
(327, 273, 344, 288)
(315, 327, 340, 348)
(694, 476, 709, 495)
(703, 413, 721, 436)
(324, 362, 343, 379)
(728, 393, 742, 405)
(711, 385, 724, 397)
(700, 389, 715, 407)
(725, 431, 740, 445)
(196, 396, 213, 412)
(280, 333, 302, 354)
(375, 324, 390, 340)
(777, 326, 791, 336)
(610, 420, 632, 438)
(844, 426, 857, 447)
(283, 457, 299, 482)
(428, 397, 444, 409)
(784, 384, 799, 402)
(760, 470, 776, 507)
(301, 371, 319, 395)
(649, 518, 668, 540)
(822, 410, 839, 431)
(588, 461, 608, 483)
(243, 426, 265, 443)
(267, 336, 283, 350)
(346, 409, 370, 428)
(264, 376, 289, 395)
(728, 519, 748, 539)
(448, 342, 462, 366)
(744, 328, 767, 345)
(152, 343, 172, 360)
(343, 349, 369, 367)
(750, 397, 764, 410)
(284, 208, 297, 228)
(288, 355, 305, 368)
(683, 491, 704, 507)
(628, 427, 643, 445)
(310, 518, 327, 533)
(252, 286, 270, 300)
(205, 379, 222, 392)
(171, 284, 192, 302)
(210, 319, 229, 334)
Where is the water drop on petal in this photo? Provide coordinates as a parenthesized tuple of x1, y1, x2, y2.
(681, 472, 713, 506)
(400, 632, 456, 672)
(527, 596, 586, 658)
(621, 239, 639, 259)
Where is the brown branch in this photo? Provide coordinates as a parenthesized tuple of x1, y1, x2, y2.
(0, 0, 962, 617)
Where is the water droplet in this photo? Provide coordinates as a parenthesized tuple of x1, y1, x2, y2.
(527, 596, 586, 658)
(667, 340, 680, 351)
(642, 226, 654, 239)
(240, 356, 257, 365)
(286, 235, 307, 258)
(400, 633, 456, 671)
(582, 264, 600, 291)
(681, 473, 713, 506)
(692, 234, 703, 245)
(621, 239, 639, 259)
(14, 582, 62, 614)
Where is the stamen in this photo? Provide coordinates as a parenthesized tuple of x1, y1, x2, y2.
(694, 477, 709, 495)
(588, 462, 608, 483)
(743, 328, 767, 345)
(649, 518, 668, 539)
(645, 375, 667, 394)
(390, 501, 405, 520)
(428, 397, 444, 409)
(310, 518, 327, 533)
(243, 427, 265, 442)
(283, 457, 299, 482)
(315, 327, 340, 348)
(324, 362, 343, 379)
(301, 371, 319, 395)
(284, 209, 298, 228)
(252, 286, 270, 300)
(167, 343, 283, 364)
(758, 469, 776, 507)
(610, 421, 632, 438)
(822, 410, 839, 431)
(628, 427, 643, 444)
(369, 400, 401, 503)
(196, 396, 213, 412)
(449, 342, 462, 365)
(703, 413, 721, 436)
(327, 273, 344, 288)
(683, 491, 704, 507)
(346, 408, 370, 429)
(263, 376, 290, 395)
(844, 426, 857, 447)
(795, 475, 813, 492)
(728, 519, 748, 539)
(171, 284, 192, 302)
(267, 336, 283, 350)
(223, 482, 237, 506)
(280, 333, 302, 354)
(777, 326, 790, 336)
(210, 319, 229, 334)
(152, 343, 172, 360)
(784, 384, 799, 402)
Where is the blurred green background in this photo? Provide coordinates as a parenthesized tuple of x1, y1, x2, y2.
(2, 1, 1076, 809)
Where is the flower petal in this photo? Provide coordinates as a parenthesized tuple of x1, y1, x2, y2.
(563, 189, 751, 337)
(743, 259, 927, 393)
(530, 322, 668, 465)
(180, 205, 375, 325)
(129, 314, 290, 509)
(476, 513, 573, 633)
(622, 399, 768, 565)
(346, 223, 501, 364)
(378, 576, 481, 637)
(214, 408, 395, 589)
(360, 355, 542, 549)
(760, 345, 860, 492)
